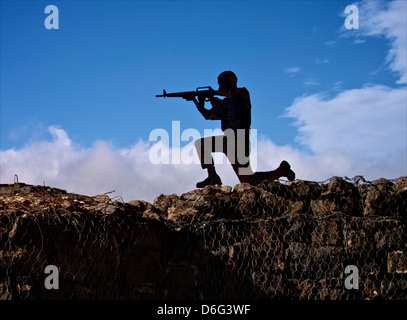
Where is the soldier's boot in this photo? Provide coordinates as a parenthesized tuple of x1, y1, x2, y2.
(196, 173, 222, 188)
(196, 165, 222, 188)
(242, 160, 296, 185)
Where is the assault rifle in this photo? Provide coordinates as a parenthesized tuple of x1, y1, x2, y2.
(156, 86, 223, 102)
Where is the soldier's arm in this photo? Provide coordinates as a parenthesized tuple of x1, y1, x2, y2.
(193, 97, 223, 120)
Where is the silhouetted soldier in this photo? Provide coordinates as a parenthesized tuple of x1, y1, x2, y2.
(192, 71, 295, 188)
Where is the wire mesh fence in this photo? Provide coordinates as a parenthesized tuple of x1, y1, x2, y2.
(0, 176, 406, 300)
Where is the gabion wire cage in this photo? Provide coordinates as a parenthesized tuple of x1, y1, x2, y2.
(0, 176, 406, 300)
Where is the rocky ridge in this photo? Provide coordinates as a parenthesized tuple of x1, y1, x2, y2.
(0, 176, 406, 299)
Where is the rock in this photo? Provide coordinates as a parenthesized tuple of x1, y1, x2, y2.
(0, 176, 406, 300)
(286, 242, 344, 279)
(292, 180, 321, 198)
(220, 185, 233, 193)
(128, 200, 161, 221)
(92, 194, 111, 203)
(344, 217, 406, 255)
(393, 176, 407, 194)
(360, 178, 404, 217)
(233, 182, 252, 193)
(311, 218, 342, 246)
(388, 251, 407, 274)
(311, 198, 338, 216)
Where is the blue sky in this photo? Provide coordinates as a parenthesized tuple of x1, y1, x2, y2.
(1, 0, 406, 201)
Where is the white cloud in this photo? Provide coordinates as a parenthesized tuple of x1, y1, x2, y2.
(303, 78, 320, 86)
(0, 126, 239, 202)
(347, 0, 407, 84)
(255, 137, 405, 183)
(315, 58, 330, 64)
(1, 120, 405, 204)
(283, 67, 301, 77)
(0, 124, 234, 201)
(272, 0, 404, 182)
(324, 40, 337, 47)
(284, 84, 406, 159)
(333, 81, 343, 91)
(283, 85, 407, 182)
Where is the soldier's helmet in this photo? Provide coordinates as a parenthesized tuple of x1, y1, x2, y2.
(218, 71, 238, 90)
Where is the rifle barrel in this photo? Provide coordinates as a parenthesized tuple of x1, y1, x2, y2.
(155, 87, 222, 99)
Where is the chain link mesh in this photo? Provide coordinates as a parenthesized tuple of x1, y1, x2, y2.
(1, 176, 406, 300)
